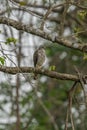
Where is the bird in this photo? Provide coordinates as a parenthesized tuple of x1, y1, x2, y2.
(33, 45, 46, 80)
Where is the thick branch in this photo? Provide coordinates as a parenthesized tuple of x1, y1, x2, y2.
(0, 17, 87, 52)
(0, 66, 79, 81)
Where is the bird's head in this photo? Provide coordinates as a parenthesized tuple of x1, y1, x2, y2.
(38, 45, 45, 49)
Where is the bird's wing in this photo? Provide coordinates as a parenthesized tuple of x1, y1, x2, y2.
(33, 50, 38, 67)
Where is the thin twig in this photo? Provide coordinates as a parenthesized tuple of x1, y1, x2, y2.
(65, 82, 77, 130)
(59, 0, 69, 36)
(74, 66, 87, 108)
(40, 4, 56, 30)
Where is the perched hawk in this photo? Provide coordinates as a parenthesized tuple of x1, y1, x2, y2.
(33, 46, 46, 79)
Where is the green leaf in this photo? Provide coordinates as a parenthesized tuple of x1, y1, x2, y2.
(19, 1, 27, 6)
(78, 10, 87, 20)
(0, 57, 5, 65)
(83, 53, 87, 60)
(49, 65, 56, 71)
(5, 37, 17, 44)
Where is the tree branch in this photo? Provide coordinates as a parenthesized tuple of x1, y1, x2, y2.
(0, 66, 79, 81)
(0, 17, 87, 52)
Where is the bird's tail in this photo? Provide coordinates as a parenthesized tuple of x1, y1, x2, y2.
(33, 73, 38, 80)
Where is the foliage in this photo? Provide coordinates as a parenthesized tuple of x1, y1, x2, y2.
(5, 37, 17, 44)
(0, 0, 87, 130)
(0, 57, 5, 65)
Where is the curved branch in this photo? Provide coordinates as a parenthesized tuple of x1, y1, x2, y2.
(0, 17, 87, 52)
(0, 66, 79, 81)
